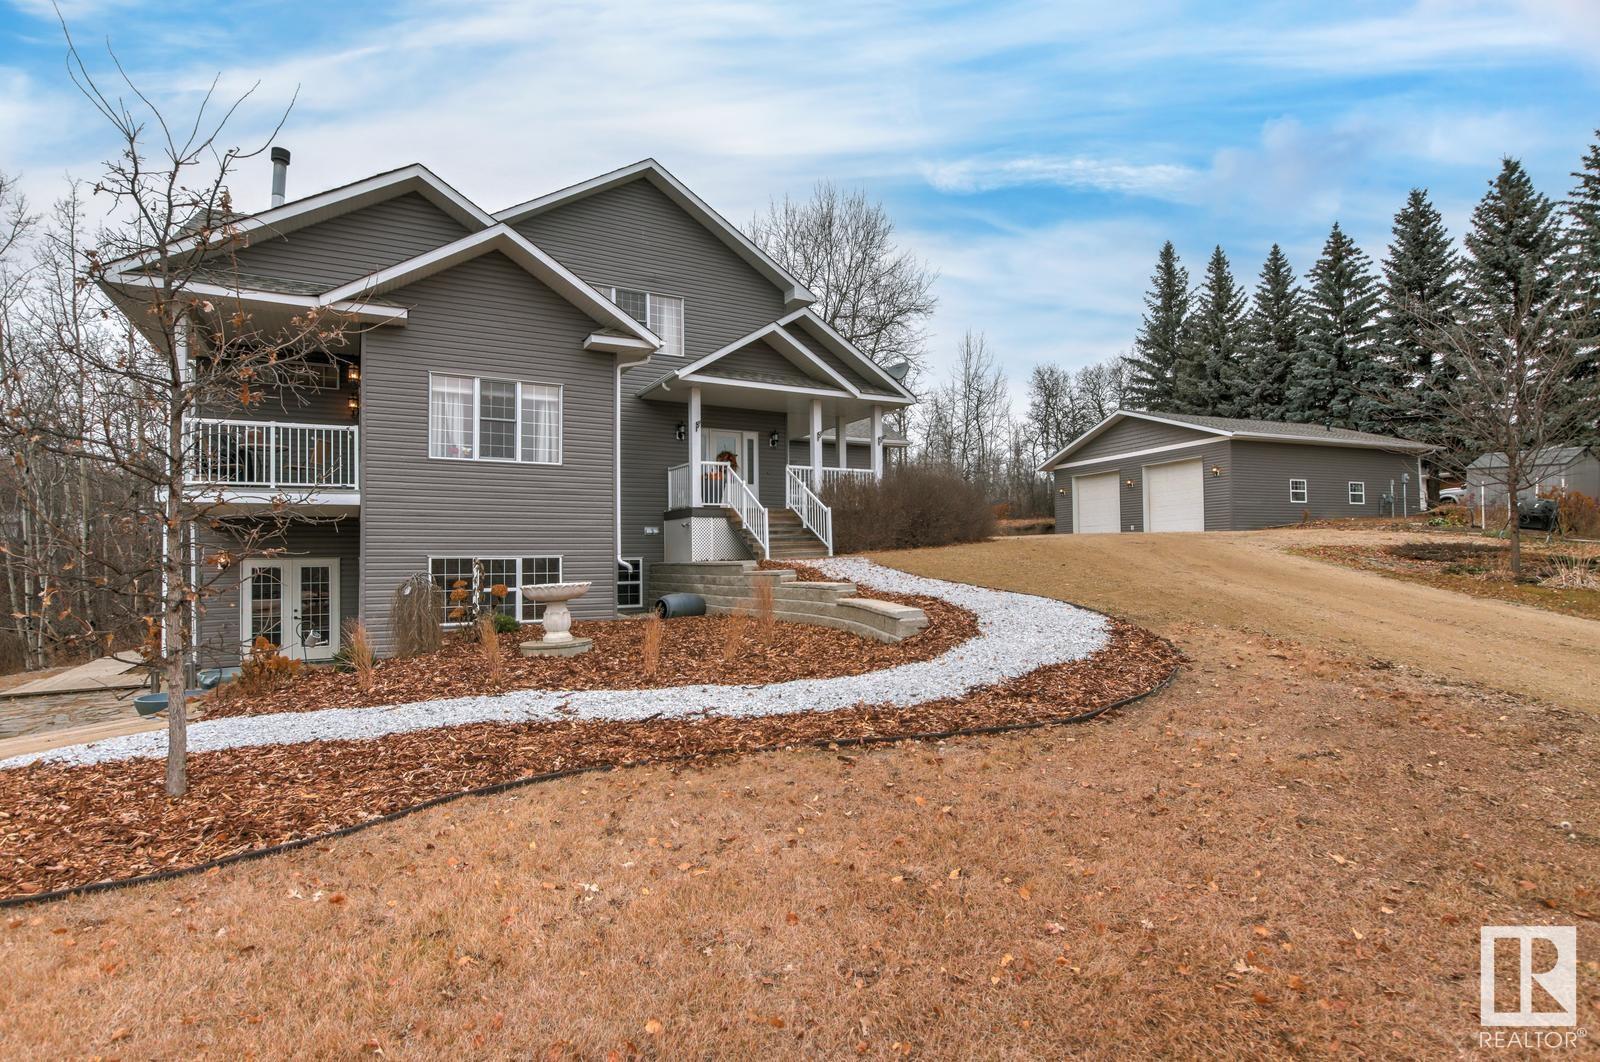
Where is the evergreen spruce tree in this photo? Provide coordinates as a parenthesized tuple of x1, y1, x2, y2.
(1379, 188, 1461, 446)
(1124, 242, 1189, 412)
(1286, 222, 1383, 429)
(1463, 158, 1567, 359)
(1238, 244, 1302, 421)
(1172, 245, 1249, 416)
(1567, 130, 1600, 397)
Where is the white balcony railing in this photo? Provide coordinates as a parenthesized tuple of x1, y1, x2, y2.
(786, 466, 875, 491)
(190, 418, 359, 491)
(786, 467, 833, 556)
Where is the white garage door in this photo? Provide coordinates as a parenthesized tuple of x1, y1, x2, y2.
(1146, 458, 1205, 532)
(1072, 471, 1121, 534)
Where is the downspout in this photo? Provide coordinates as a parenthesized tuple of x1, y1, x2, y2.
(614, 357, 653, 585)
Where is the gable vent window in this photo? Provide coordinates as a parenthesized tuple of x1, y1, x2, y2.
(594, 284, 685, 358)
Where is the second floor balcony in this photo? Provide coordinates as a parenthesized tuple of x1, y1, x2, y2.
(190, 418, 359, 493)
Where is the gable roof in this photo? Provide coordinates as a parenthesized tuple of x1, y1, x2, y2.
(493, 159, 816, 308)
(1039, 410, 1434, 471)
(321, 225, 661, 348)
(672, 322, 853, 396)
(101, 164, 494, 284)
(778, 308, 918, 403)
(1467, 446, 1598, 471)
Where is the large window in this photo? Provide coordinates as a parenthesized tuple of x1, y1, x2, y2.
(617, 558, 643, 610)
(428, 374, 562, 464)
(594, 284, 685, 358)
(430, 555, 562, 624)
(1348, 481, 1365, 505)
(1289, 478, 1308, 505)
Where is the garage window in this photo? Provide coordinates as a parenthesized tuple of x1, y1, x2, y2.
(1348, 481, 1365, 505)
(1289, 479, 1308, 504)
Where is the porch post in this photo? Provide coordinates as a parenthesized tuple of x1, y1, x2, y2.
(870, 404, 884, 480)
(688, 385, 703, 507)
(809, 399, 823, 490)
(834, 414, 848, 471)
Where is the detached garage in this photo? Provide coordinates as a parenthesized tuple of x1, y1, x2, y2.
(1040, 411, 1434, 534)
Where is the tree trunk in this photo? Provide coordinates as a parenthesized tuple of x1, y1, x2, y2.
(1506, 481, 1522, 580)
(164, 604, 188, 797)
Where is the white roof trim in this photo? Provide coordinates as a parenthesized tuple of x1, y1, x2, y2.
(493, 159, 816, 307)
(101, 164, 495, 283)
(319, 225, 661, 348)
(1038, 410, 1233, 471)
(584, 332, 657, 354)
(674, 373, 852, 400)
(673, 321, 860, 395)
(103, 273, 409, 323)
(777, 308, 918, 403)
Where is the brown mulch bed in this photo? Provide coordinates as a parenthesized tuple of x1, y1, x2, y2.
(203, 595, 977, 719)
(1292, 542, 1600, 621)
(0, 622, 1178, 901)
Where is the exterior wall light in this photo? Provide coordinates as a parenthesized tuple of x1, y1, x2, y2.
(1210, 465, 1223, 477)
(347, 364, 361, 383)
(768, 430, 780, 448)
(675, 422, 686, 441)
(346, 396, 360, 418)
(1123, 478, 1135, 488)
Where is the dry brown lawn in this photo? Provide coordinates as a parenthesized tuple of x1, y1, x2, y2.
(1, 531, 1596, 1057)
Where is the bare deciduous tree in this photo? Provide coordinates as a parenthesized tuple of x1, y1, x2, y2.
(918, 331, 1009, 485)
(750, 181, 937, 408)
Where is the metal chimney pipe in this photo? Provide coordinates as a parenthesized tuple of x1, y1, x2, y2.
(270, 147, 291, 207)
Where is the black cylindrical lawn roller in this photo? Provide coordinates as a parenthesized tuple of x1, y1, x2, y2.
(655, 593, 707, 618)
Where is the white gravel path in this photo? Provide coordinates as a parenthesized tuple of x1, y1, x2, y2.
(2, 559, 1110, 771)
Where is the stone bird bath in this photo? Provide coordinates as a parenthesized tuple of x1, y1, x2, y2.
(518, 581, 593, 657)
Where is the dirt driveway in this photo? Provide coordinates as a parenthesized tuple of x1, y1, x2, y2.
(878, 528, 1600, 712)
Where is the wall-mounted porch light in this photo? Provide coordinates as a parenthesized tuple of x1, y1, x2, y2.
(1123, 478, 1135, 488)
(768, 430, 780, 448)
(346, 396, 360, 419)
(347, 364, 361, 383)
(1209, 465, 1223, 477)
(675, 422, 686, 441)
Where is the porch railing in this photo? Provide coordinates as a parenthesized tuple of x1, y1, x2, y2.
(189, 418, 359, 491)
(667, 461, 770, 558)
(786, 467, 833, 556)
(786, 465, 875, 491)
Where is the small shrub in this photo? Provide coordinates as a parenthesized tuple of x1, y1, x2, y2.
(1540, 487, 1600, 539)
(343, 619, 376, 694)
(722, 608, 750, 665)
(752, 579, 775, 634)
(491, 611, 520, 634)
(1540, 554, 1600, 590)
(477, 613, 506, 690)
(641, 614, 663, 677)
(825, 465, 996, 553)
(391, 574, 444, 658)
(237, 635, 301, 696)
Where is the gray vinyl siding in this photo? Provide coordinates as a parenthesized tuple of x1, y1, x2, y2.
(510, 179, 787, 384)
(359, 250, 618, 655)
(194, 518, 360, 667)
(704, 340, 826, 389)
(1053, 442, 1230, 533)
(1230, 442, 1423, 525)
(227, 192, 469, 289)
(1067, 418, 1219, 464)
(622, 400, 788, 605)
(786, 440, 872, 470)
(784, 324, 881, 394)
(1466, 454, 1600, 502)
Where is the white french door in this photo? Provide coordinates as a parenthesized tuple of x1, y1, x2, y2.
(240, 557, 341, 661)
(704, 428, 760, 490)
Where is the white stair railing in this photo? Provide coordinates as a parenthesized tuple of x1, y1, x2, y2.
(786, 465, 874, 492)
(667, 462, 691, 510)
(786, 467, 833, 556)
(672, 461, 769, 558)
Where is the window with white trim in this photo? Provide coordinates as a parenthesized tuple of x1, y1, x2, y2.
(1289, 478, 1308, 504)
(617, 558, 643, 610)
(1348, 481, 1365, 505)
(428, 374, 562, 464)
(430, 555, 562, 624)
(594, 284, 685, 357)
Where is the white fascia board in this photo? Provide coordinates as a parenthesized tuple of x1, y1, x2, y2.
(1045, 437, 1218, 472)
(493, 159, 817, 306)
(101, 165, 494, 282)
(676, 372, 851, 400)
(584, 332, 657, 354)
(674, 322, 861, 396)
(104, 274, 408, 323)
(776, 307, 918, 403)
(1229, 432, 1436, 453)
(320, 226, 661, 348)
(1037, 410, 1234, 471)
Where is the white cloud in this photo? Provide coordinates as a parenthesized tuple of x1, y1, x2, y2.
(921, 154, 1199, 198)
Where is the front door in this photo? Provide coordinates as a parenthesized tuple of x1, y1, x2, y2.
(704, 429, 760, 490)
(240, 557, 341, 661)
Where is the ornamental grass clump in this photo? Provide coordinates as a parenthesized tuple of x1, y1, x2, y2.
(477, 613, 506, 691)
(722, 608, 750, 665)
(343, 619, 376, 694)
(390, 574, 444, 658)
(641, 614, 663, 678)
(752, 579, 775, 635)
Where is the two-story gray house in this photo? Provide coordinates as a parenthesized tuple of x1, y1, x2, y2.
(99, 158, 916, 663)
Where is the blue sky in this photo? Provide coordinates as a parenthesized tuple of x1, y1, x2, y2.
(1, 0, 1597, 394)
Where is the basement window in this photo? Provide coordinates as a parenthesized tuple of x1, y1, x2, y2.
(1289, 479, 1308, 505)
(617, 558, 643, 610)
